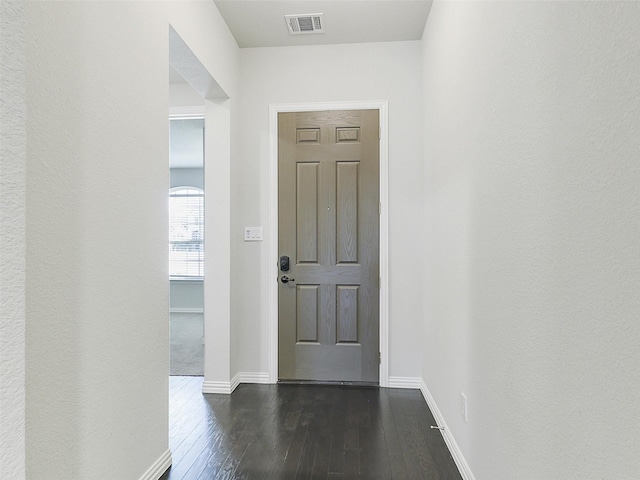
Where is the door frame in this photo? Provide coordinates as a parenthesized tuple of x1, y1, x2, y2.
(268, 100, 389, 387)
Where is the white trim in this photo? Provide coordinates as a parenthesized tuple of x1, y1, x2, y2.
(202, 372, 271, 395)
(169, 308, 204, 314)
(137, 449, 172, 480)
(202, 380, 233, 395)
(388, 376, 422, 389)
(420, 379, 476, 480)
(169, 109, 205, 118)
(268, 104, 279, 383)
(268, 100, 390, 386)
(237, 371, 271, 384)
(378, 103, 390, 388)
(230, 373, 241, 393)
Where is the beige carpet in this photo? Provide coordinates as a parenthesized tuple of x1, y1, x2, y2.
(170, 312, 204, 376)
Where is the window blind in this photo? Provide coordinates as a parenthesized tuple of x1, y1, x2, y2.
(169, 187, 204, 278)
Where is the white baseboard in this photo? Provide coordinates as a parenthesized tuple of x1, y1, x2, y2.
(169, 308, 204, 314)
(237, 371, 271, 384)
(202, 372, 271, 395)
(202, 380, 233, 394)
(388, 376, 422, 389)
(138, 449, 172, 480)
(387, 376, 475, 479)
(419, 379, 476, 480)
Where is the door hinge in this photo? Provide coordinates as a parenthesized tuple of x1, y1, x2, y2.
(379, 352, 382, 364)
(379, 202, 381, 216)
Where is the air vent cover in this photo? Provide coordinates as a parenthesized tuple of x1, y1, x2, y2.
(285, 14, 324, 35)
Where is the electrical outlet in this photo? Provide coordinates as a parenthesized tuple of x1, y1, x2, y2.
(461, 393, 468, 422)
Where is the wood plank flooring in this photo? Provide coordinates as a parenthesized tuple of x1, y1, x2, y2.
(160, 376, 462, 480)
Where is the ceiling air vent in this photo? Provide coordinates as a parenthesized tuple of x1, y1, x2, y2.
(285, 14, 324, 35)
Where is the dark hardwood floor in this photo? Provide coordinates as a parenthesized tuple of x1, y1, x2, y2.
(160, 376, 462, 480)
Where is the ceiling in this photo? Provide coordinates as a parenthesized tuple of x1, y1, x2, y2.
(170, 1, 432, 84)
(214, 0, 432, 48)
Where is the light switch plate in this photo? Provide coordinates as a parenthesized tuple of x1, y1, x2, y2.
(244, 227, 263, 241)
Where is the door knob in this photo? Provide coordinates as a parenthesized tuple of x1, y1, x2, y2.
(280, 275, 295, 284)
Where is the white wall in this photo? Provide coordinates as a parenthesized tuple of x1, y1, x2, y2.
(168, 1, 239, 389)
(24, 3, 170, 478)
(235, 42, 424, 378)
(0, 1, 237, 479)
(1, 2, 26, 478)
(14, 2, 241, 477)
(168, 2, 238, 100)
(169, 83, 203, 112)
(421, 2, 640, 479)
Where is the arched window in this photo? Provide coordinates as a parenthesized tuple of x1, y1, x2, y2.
(169, 186, 204, 278)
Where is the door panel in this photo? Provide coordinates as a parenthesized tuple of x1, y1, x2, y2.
(337, 161, 359, 263)
(278, 110, 379, 384)
(296, 163, 319, 263)
(337, 285, 359, 343)
(297, 285, 319, 343)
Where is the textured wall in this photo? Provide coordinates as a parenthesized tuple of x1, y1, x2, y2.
(237, 42, 424, 378)
(422, 1, 640, 478)
(0, 1, 26, 478)
(25, 3, 169, 478)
